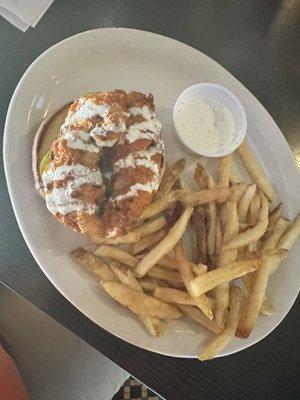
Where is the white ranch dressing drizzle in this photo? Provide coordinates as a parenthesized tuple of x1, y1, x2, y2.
(46, 97, 120, 216)
(65, 98, 109, 125)
(45, 187, 98, 215)
(176, 97, 235, 154)
(125, 105, 162, 144)
(112, 180, 160, 203)
(44, 98, 164, 216)
(42, 164, 102, 215)
(111, 105, 164, 203)
(111, 148, 161, 203)
(61, 98, 127, 151)
(43, 164, 103, 187)
(60, 128, 99, 153)
(113, 147, 160, 175)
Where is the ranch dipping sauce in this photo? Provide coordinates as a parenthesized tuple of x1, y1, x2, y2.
(175, 96, 235, 155)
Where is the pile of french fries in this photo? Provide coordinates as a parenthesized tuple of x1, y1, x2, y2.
(71, 139, 300, 360)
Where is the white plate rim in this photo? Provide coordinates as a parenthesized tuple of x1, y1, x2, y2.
(3, 27, 300, 358)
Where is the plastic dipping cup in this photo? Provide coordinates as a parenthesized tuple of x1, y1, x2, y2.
(173, 83, 247, 157)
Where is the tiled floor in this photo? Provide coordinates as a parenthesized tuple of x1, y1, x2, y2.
(113, 377, 160, 400)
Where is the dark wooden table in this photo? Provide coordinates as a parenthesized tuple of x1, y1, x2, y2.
(0, 1, 299, 399)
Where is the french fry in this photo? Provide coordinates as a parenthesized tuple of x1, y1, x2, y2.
(237, 250, 287, 338)
(194, 164, 207, 188)
(247, 241, 259, 253)
(206, 202, 217, 257)
(192, 263, 208, 276)
(125, 270, 143, 292)
(237, 139, 276, 200)
(158, 254, 199, 272)
(157, 255, 179, 270)
(260, 299, 276, 315)
(74, 249, 164, 336)
(138, 315, 165, 337)
(139, 279, 156, 292)
(237, 247, 246, 260)
(153, 287, 198, 306)
(242, 273, 276, 316)
(135, 207, 193, 277)
(239, 222, 254, 231)
(199, 286, 243, 360)
(217, 154, 233, 262)
(71, 247, 117, 281)
(156, 158, 185, 198)
(249, 192, 261, 226)
(110, 262, 142, 292)
(218, 154, 233, 188)
(195, 164, 217, 257)
(190, 257, 263, 297)
(191, 221, 198, 263)
(243, 248, 286, 260)
(238, 184, 256, 223)
(95, 244, 183, 286)
(277, 213, 300, 250)
(261, 218, 290, 251)
(263, 203, 283, 239)
(215, 282, 229, 329)
(215, 250, 237, 328)
(192, 207, 207, 264)
(215, 199, 239, 329)
(247, 192, 260, 254)
(105, 264, 162, 335)
(101, 281, 182, 319)
(109, 262, 165, 336)
(215, 215, 223, 256)
(71, 247, 164, 337)
(147, 266, 182, 285)
(177, 187, 232, 206)
(94, 245, 182, 277)
(174, 241, 213, 319)
(207, 295, 216, 312)
(167, 200, 185, 224)
(195, 163, 215, 189)
(241, 273, 254, 289)
(178, 305, 221, 334)
(229, 172, 243, 184)
(92, 215, 167, 245)
(137, 191, 176, 222)
(132, 229, 166, 254)
(229, 182, 246, 202)
(73, 151, 297, 353)
(217, 249, 238, 269)
(222, 191, 269, 251)
(220, 203, 227, 233)
(94, 245, 137, 268)
(223, 201, 239, 244)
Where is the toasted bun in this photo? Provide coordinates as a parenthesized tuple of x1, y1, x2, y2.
(32, 103, 71, 197)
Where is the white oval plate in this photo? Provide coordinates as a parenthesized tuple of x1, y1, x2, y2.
(4, 28, 300, 358)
